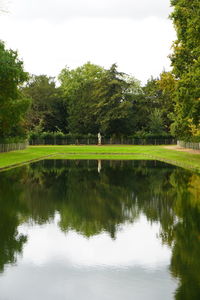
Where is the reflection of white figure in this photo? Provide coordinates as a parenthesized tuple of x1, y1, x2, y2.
(98, 132, 102, 145)
(98, 159, 102, 173)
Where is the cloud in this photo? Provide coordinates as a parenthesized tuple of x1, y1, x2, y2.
(0, 15, 175, 83)
(10, 0, 172, 22)
(0, 0, 176, 83)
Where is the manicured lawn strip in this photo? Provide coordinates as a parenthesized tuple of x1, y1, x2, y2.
(32, 145, 158, 153)
(0, 145, 199, 173)
(143, 148, 200, 173)
(0, 146, 67, 171)
(0, 145, 153, 170)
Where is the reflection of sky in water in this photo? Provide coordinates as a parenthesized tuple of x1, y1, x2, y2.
(0, 213, 177, 300)
(19, 214, 170, 268)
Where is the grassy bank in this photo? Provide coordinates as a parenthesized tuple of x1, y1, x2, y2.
(0, 145, 199, 173)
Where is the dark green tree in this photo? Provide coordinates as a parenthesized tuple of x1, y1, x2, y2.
(141, 73, 176, 134)
(59, 62, 105, 134)
(59, 62, 141, 136)
(23, 75, 68, 133)
(0, 41, 30, 139)
(93, 64, 141, 135)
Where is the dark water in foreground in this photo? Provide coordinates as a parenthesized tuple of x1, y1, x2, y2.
(0, 160, 199, 300)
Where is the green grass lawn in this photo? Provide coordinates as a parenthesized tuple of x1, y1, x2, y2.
(0, 145, 200, 173)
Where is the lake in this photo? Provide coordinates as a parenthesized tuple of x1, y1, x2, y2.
(0, 159, 199, 300)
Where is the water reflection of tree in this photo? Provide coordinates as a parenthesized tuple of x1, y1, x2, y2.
(19, 160, 176, 238)
(20, 160, 143, 237)
(0, 168, 27, 273)
(167, 170, 200, 300)
(0, 160, 200, 298)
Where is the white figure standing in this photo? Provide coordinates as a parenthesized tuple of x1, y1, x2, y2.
(98, 132, 102, 145)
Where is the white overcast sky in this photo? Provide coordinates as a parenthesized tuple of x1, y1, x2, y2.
(0, 0, 176, 84)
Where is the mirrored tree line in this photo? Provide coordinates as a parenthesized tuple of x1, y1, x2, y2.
(0, 160, 199, 298)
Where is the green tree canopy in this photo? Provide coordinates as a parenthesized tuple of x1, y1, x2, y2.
(92, 63, 141, 135)
(59, 62, 141, 136)
(0, 41, 30, 139)
(23, 75, 68, 133)
(140, 74, 176, 135)
(170, 0, 200, 140)
(59, 62, 106, 134)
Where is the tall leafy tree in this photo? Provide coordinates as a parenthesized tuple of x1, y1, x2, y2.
(59, 62, 105, 134)
(93, 64, 141, 135)
(0, 41, 30, 139)
(59, 62, 141, 136)
(170, 0, 200, 139)
(23, 75, 68, 133)
(142, 73, 176, 134)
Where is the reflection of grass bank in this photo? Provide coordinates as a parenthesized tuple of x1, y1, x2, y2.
(0, 145, 199, 173)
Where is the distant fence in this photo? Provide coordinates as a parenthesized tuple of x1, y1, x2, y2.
(177, 140, 200, 150)
(29, 137, 97, 145)
(0, 142, 28, 153)
(29, 137, 176, 146)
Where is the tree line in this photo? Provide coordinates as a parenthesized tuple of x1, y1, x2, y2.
(0, 0, 199, 143)
(0, 51, 176, 141)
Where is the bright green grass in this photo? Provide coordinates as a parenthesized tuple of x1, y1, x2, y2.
(0, 145, 200, 173)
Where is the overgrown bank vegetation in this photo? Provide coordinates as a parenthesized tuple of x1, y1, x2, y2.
(0, 1, 200, 148)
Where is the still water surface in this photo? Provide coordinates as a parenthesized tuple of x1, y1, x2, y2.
(0, 160, 199, 299)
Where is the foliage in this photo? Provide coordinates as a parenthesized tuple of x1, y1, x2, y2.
(29, 131, 98, 142)
(29, 131, 173, 141)
(0, 136, 27, 144)
(23, 75, 68, 133)
(170, 0, 200, 139)
(59, 62, 141, 136)
(1, 59, 176, 139)
(0, 41, 30, 138)
(92, 63, 141, 135)
(59, 62, 105, 134)
(143, 74, 176, 134)
(148, 109, 165, 134)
